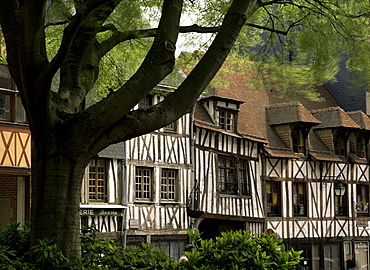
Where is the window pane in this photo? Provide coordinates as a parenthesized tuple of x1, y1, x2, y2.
(335, 184, 347, 216)
(139, 96, 150, 108)
(88, 158, 107, 201)
(16, 96, 27, 122)
(293, 182, 306, 216)
(161, 169, 176, 200)
(0, 93, 10, 120)
(135, 167, 152, 200)
(356, 185, 369, 215)
(239, 160, 250, 196)
(0, 66, 11, 89)
(218, 156, 237, 195)
(267, 181, 281, 216)
(218, 109, 235, 132)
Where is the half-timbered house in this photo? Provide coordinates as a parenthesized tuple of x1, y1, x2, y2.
(0, 64, 31, 227)
(186, 63, 370, 269)
(79, 84, 192, 259)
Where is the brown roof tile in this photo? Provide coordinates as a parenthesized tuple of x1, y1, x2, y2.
(311, 107, 360, 129)
(263, 147, 301, 159)
(266, 102, 321, 126)
(347, 111, 370, 130)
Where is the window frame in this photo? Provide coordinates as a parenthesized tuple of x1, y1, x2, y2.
(356, 133, 368, 159)
(291, 126, 306, 154)
(218, 156, 238, 195)
(218, 108, 236, 132)
(292, 182, 307, 217)
(138, 95, 153, 109)
(135, 167, 153, 201)
(0, 89, 27, 123)
(164, 121, 177, 133)
(238, 159, 251, 196)
(160, 169, 178, 201)
(334, 183, 348, 216)
(266, 181, 281, 216)
(217, 156, 251, 196)
(356, 184, 369, 216)
(334, 130, 347, 156)
(88, 158, 108, 202)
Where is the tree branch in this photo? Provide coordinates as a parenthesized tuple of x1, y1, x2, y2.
(98, 24, 219, 58)
(45, 0, 118, 84)
(90, 0, 255, 151)
(52, 1, 120, 115)
(0, 0, 21, 84)
(65, 0, 185, 153)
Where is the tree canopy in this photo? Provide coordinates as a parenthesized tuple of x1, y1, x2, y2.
(0, 0, 369, 260)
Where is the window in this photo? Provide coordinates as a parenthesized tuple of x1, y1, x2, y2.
(239, 160, 251, 196)
(218, 156, 251, 196)
(161, 169, 177, 200)
(356, 134, 368, 158)
(218, 108, 235, 132)
(266, 181, 281, 216)
(88, 158, 107, 201)
(152, 235, 187, 260)
(164, 122, 177, 132)
(139, 95, 152, 109)
(292, 127, 306, 154)
(293, 182, 307, 216)
(0, 65, 26, 123)
(334, 130, 347, 156)
(135, 167, 152, 200)
(356, 185, 369, 215)
(0, 65, 12, 89)
(218, 156, 237, 195)
(0, 90, 26, 122)
(334, 184, 347, 216)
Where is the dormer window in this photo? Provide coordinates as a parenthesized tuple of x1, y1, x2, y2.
(356, 133, 368, 158)
(292, 127, 306, 154)
(139, 95, 152, 109)
(219, 108, 235, 132)
(334, 130, 347, 156)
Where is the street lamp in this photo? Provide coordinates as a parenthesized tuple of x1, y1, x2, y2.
(334, 181, 346, 196)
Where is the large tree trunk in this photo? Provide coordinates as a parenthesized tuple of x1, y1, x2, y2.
(30, 135, 88, 259)
(0, 0, 254, 262)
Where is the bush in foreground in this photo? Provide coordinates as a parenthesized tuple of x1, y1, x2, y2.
(180, 230, 303, 270)
(0, 222, 302, 269)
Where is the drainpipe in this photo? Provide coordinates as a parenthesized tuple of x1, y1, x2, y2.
(319, 161, 324, 270)
(123, 141, 128, 247)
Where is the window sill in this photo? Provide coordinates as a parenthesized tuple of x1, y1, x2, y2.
(218, 193, 251, 199)
(159, 201, 179, 205)
(134, 201, 154, 205)
(80, 204, 127, 209)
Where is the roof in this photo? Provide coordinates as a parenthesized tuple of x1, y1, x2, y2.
(311, 107, 360, 129)
(347, 111, 370, 130)
(192, 61, 339, 145)
(266, 102, 321, 126)
(98, 142, 126, 159)
(187, 57, 370, 159)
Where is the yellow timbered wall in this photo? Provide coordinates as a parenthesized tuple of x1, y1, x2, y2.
(0, 130, 31, 168)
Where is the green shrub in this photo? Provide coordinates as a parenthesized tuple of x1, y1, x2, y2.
(179, 230, 303, 270)
(0, 224, 303, 269)
(80, 225, 177, 269)
(0, 221, 30, 258)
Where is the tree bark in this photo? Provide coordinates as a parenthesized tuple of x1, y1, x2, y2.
(0, 0, 256, 262)
(30, 134, 89, 259)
